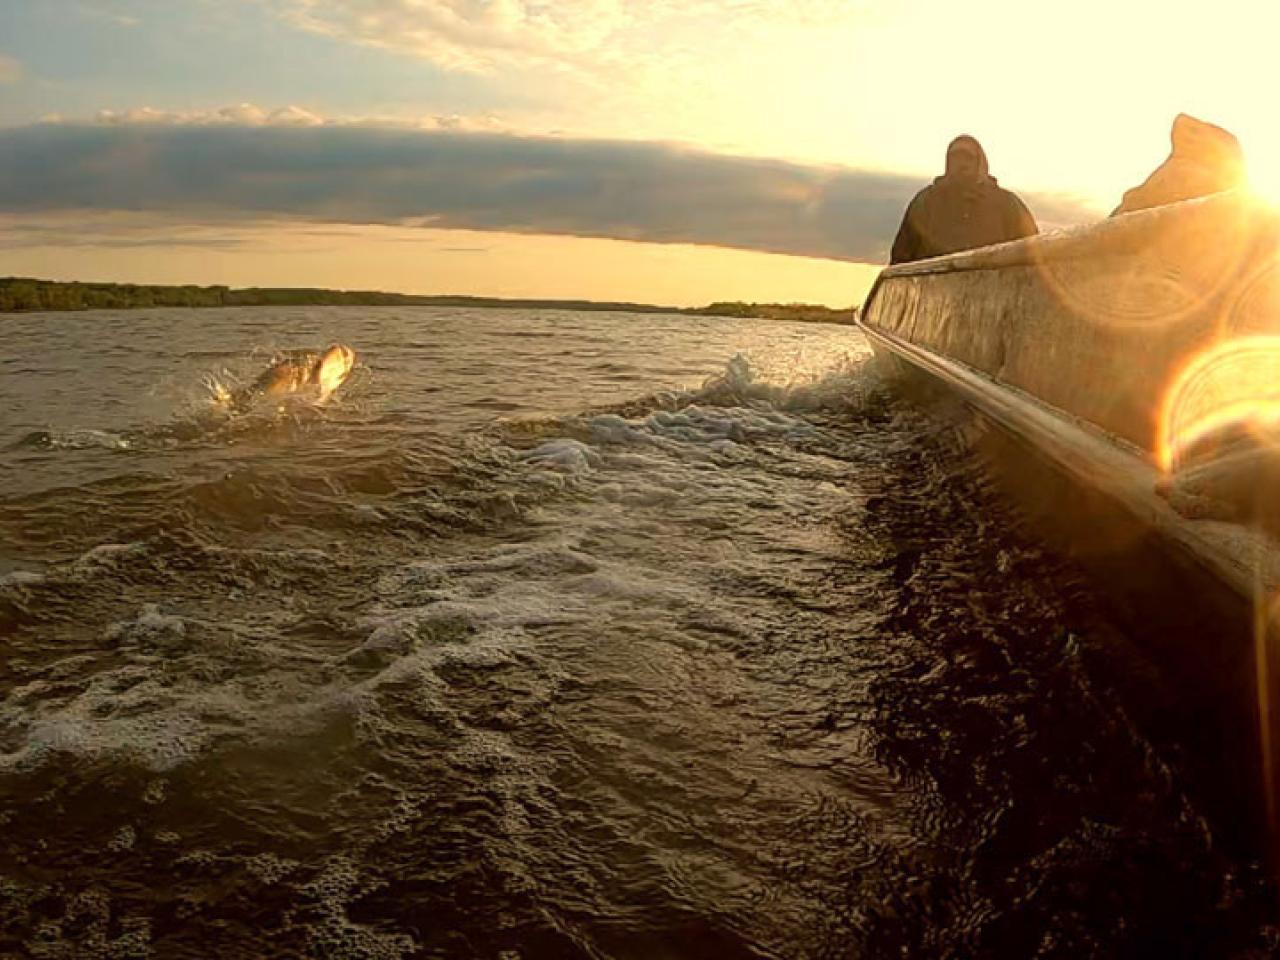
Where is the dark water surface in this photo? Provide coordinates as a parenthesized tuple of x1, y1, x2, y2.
(0, 307, 1275, 957)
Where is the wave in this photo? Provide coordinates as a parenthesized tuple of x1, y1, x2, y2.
(2, 333, 1268, 958)
(11, 428, 133, 451)
(0, 351, 880, 775)
(9, 351, 374, 456)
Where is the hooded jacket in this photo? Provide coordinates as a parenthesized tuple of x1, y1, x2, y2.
(1111, 114, 1245, 216)
(890, 135, 1039, 265)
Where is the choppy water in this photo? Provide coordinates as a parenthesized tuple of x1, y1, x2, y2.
(0, 306, 1275, 958)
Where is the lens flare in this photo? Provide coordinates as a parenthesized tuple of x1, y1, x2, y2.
(1247, 151, 1280, 211)
(1157, 336, 1280, 471)
(1032, 194, 1256, 332)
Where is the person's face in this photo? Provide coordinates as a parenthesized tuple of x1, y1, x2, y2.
(947, 145, 980, 182)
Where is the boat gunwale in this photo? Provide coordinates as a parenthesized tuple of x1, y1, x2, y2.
(863, 190, 1248, 290)
(856, 318, 1280, 602)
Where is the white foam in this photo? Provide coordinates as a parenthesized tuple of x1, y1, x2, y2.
(103, 603, 189, 651)
(106, 824, 137, 852)
(440, 541, 599, 578)
(585, 413, 648, 444)
(0, 612, 373, 774)
(38, 428, 132, 450)
(0, 570, 45, 589)
(244, 852, 299, 885)
(520, 438, 602, 474)
(70, 542, 147, 577)
(300, 856, 419, 959)
(0, 349, 877, 789)
(567, 569, 690, 603)
(2, 707, 210, 773)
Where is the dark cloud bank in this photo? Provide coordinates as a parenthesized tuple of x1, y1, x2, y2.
(0, 124, 1094, 262)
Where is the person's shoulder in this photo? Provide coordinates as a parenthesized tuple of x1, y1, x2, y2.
(993, 183, 1031, 207)
(906, 182, 938, 207)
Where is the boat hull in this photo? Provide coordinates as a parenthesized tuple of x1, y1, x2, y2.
(859, 190, 1280, 856)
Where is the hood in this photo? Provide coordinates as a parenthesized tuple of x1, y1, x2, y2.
(937, 134, 994, 186)
(1170, 113, 1244, 173)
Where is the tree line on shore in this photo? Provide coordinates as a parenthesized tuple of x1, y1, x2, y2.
(694, 301, 856, 324)
(0, 277, 857, 324)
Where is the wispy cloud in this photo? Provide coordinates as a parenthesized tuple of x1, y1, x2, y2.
(81, 101, 506, 132)
(0, 212, 253, 250)
(271, 0, 860, 73)
(0, 55, 23, 84)
(0, 114, 1095, 263)
(276, 0, 625, 72)
(92, 103, 327, 127)
(77, 3, 141, 27)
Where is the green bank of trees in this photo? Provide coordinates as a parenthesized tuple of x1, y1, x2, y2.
(0, 278, 858, 324)
(0, 279, 442, 312)
(0, 280, 682, 314)
(0, 279, 439, 312)
(0, 279, 231, 312)
(694, 301, 858, 324)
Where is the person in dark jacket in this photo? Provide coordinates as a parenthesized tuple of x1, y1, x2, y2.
(890, 135, 1039, 264)
(1111, 113, 1245, 216)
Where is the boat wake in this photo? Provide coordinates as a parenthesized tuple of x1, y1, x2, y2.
(10, 350, 372, 455)
(0, 309, 1273, 957)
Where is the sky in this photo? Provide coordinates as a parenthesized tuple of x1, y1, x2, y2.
(2, 0, 1280, 306)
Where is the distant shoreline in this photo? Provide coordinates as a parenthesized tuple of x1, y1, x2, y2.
(0, 277, 857, 325)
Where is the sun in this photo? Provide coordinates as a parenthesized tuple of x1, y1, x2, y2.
(1249, 167, 1280, 209)
(1244, 129, 1280, 208)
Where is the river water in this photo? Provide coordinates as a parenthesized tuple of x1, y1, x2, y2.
(0, 306, 1274, 958)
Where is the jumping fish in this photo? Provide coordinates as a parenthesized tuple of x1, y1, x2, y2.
(221, 343, 357, 410)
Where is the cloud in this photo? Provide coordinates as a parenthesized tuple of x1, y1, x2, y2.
(0, 117, 1096, 263)
(0, 55, 23, 84)
(77, 3, 141, 27)
(91, 103, 327, 127)
(0, 213, 252, 251)
(272, 0, 859, 73)
(277, 0, 625, 72)
(70, 102, 506, 133)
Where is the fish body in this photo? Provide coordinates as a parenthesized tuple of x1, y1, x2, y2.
(229, 343, 357, 410)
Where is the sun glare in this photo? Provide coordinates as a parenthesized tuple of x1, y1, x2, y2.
(1243, 126, 1280, 208)
(1249, 166, 1280, 209)
(1157, 336, 1280, 472)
